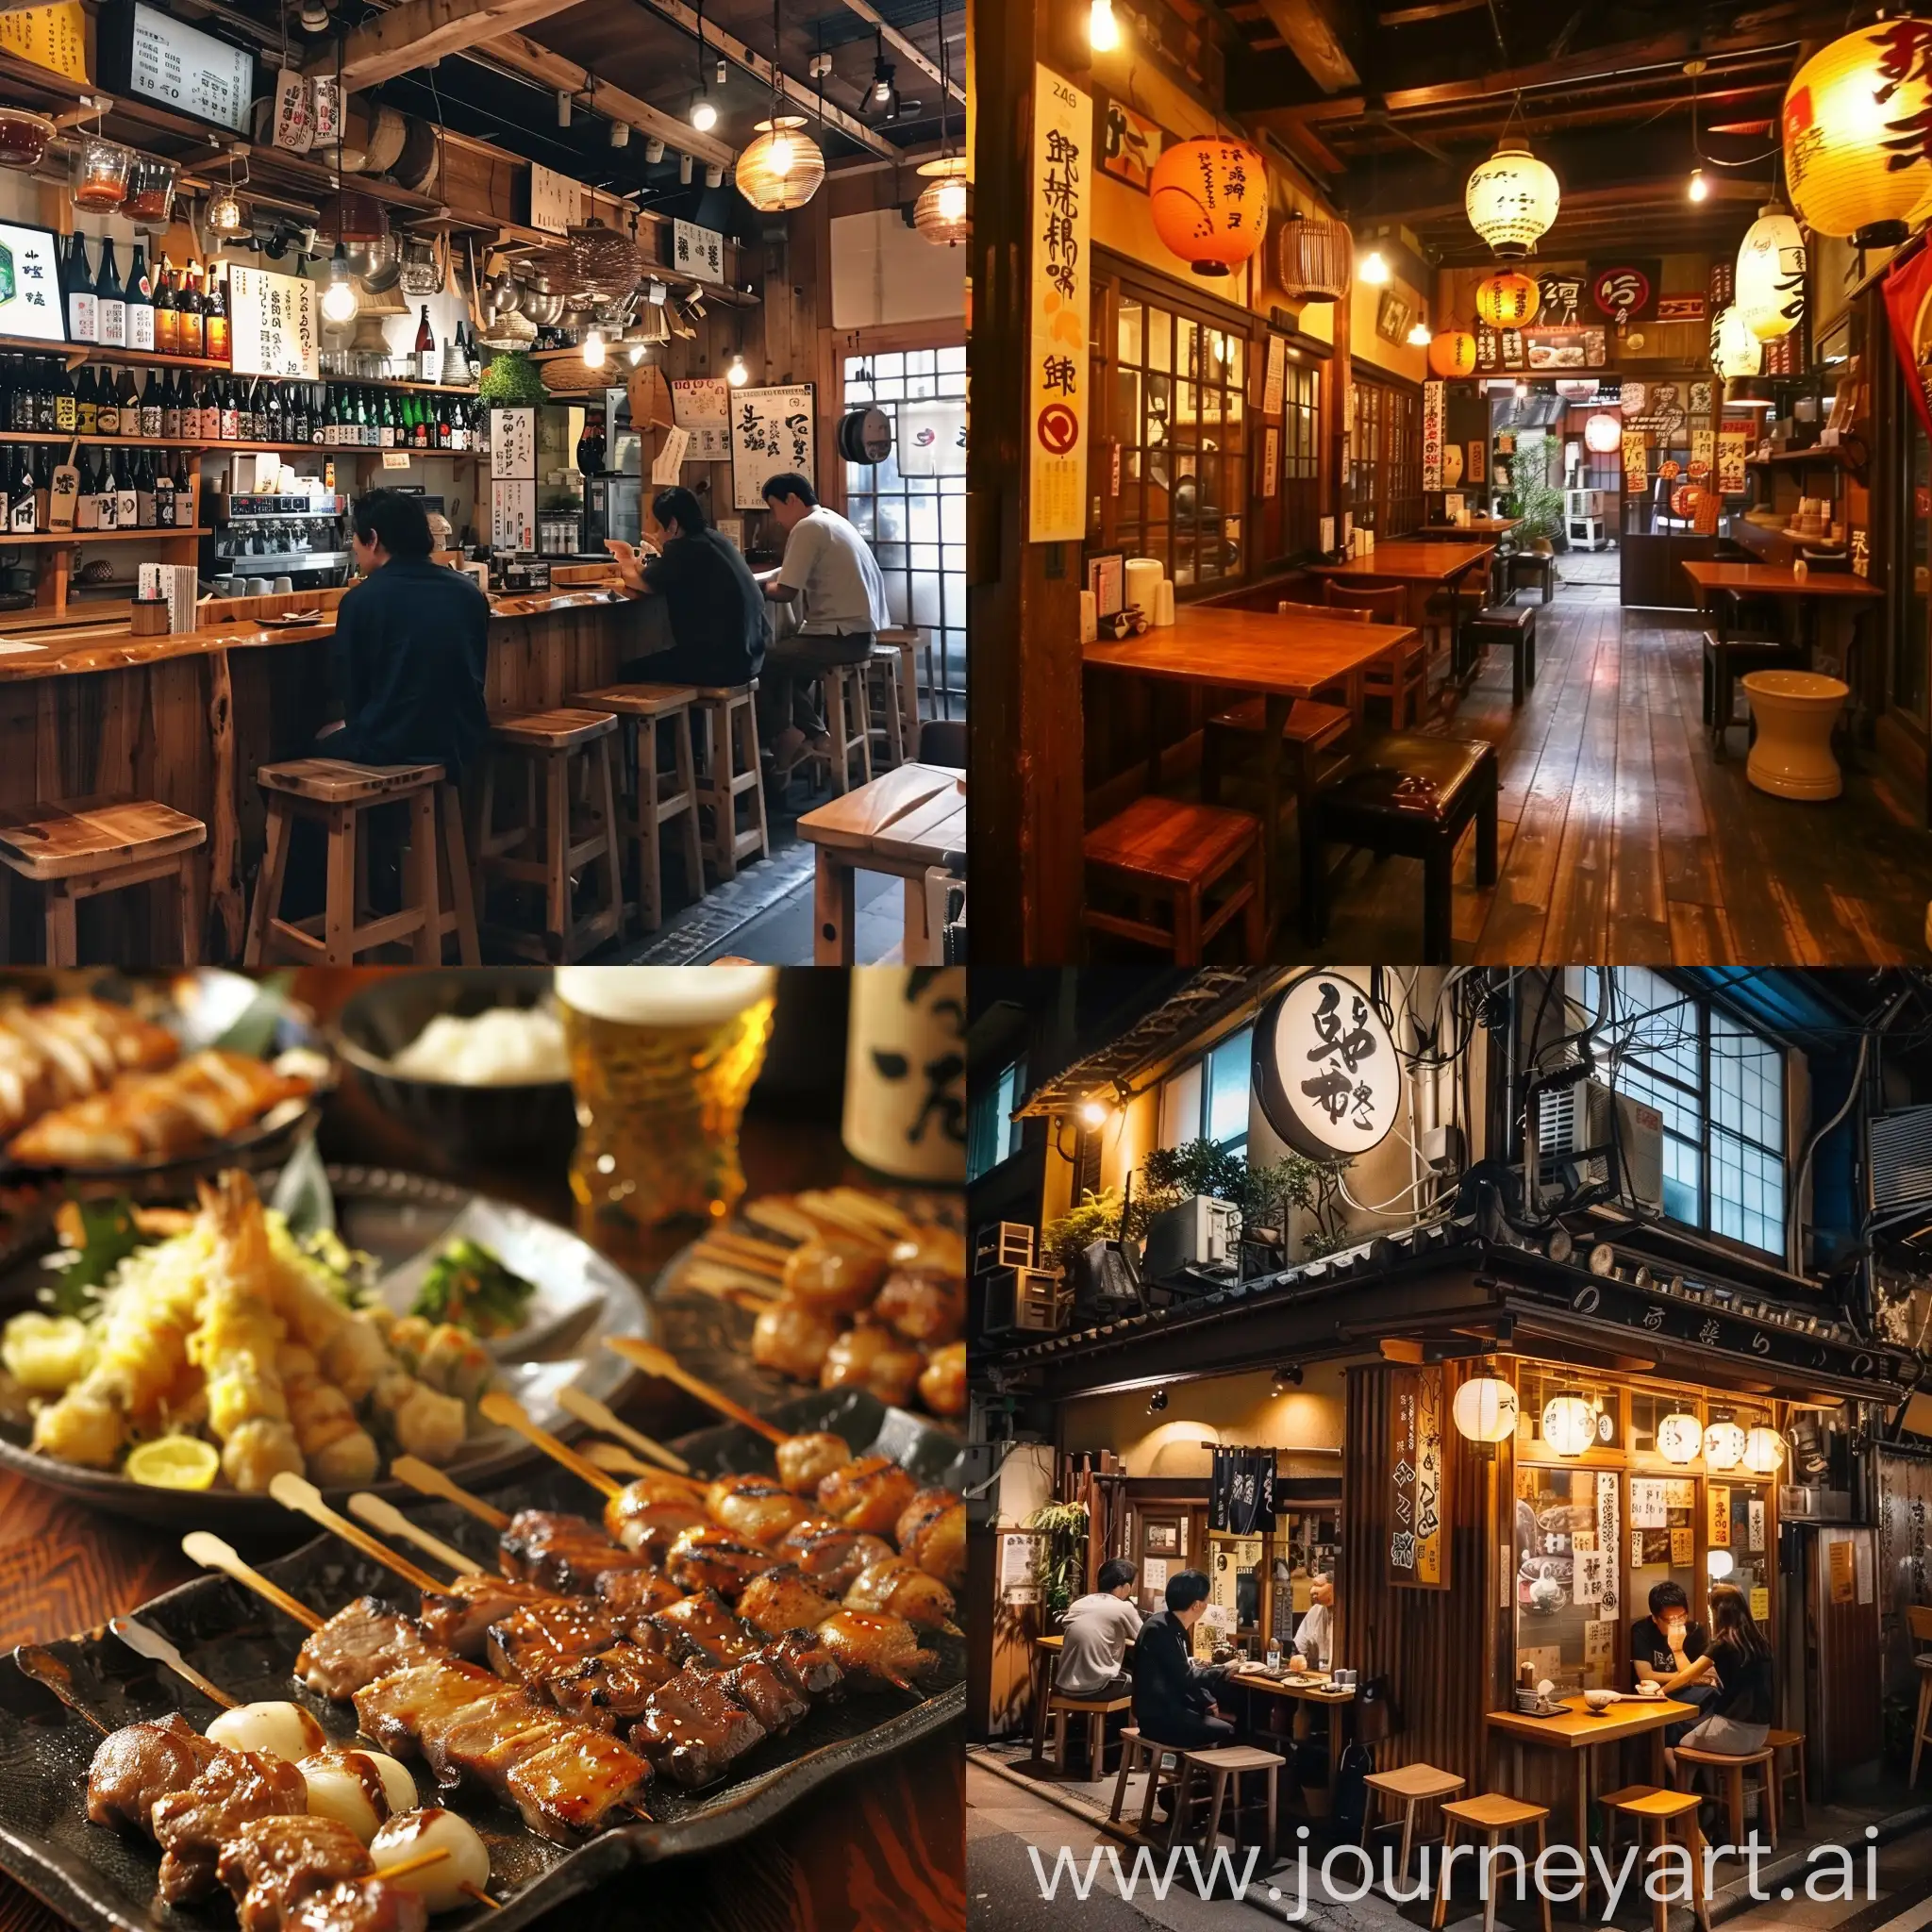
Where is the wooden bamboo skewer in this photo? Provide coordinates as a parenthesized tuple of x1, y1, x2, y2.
(677, 1260, 781, 1307)
(348, 1493, 487, 1577)
(391, 1456, 510, 1531)
(269, 1474, 453, 1594)
(13, 1646, 110, 1733)
(181, 1532, 322, 1632)
(476, 1391, 622, 1497)
(821, 1188, 920, 1238)
(601, 1338, 787, 1444)
(581, 1440, 708, 1489)
(692, 1230, 791, 1276)
(555, 1386, 695, 1476)
(109, 1615, 239, 1709)
(371, 1845, 452, 1883)
(741, 1198, 823, 1244)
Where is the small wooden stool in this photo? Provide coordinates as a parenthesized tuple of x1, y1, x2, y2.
(1600, 1786, 1711, 1932)
(474, 708, 623, 963)
(876, 625, 924, 742)
(1108, 1728, 1184, 1837)
(1174, 1744, 1282, 1866)
(691, 683, 771, 879)
(1431, 1793, 1551, 1932)
(573, 684, 706, 933)
(1674, 1743, 1779, 1853)
(0, 795, 206, 966)
(1507, 552, 1555, 604)
(865, 644, 908, 774)
(812, 661, 874, 795)
(1363, 1761, 1466, 1885)
(1766, 1729, 1807, 1828)
(1083, 796, 1264, 964)
(245, 761, 475, 967)
(1046, 1692, 1133, 1778)
(1464, 605, 1538, 702)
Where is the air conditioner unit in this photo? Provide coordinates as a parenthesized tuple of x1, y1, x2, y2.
(1530, 1077, 1665, 1216)
(1141, 1194, 1242, 1282)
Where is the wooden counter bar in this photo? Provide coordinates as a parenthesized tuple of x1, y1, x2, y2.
(0, 580, 644, 961)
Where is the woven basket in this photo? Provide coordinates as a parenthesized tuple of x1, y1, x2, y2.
(567, 222, 644, 306)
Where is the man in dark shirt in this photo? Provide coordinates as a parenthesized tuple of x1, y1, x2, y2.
(1131, 1570, 1237, 1752)
(1630, 1579, 1714, 1747)
(330, 489, 489, 772)
(605, 487, 769, 687)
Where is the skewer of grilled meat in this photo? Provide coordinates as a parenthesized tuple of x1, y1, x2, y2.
(217, 1815, 427, 1932)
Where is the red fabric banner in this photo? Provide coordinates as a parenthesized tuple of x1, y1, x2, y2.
(1883, 244, 1932, 443)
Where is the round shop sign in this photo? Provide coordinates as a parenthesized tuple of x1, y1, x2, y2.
(1254, 970, 1401, 1159)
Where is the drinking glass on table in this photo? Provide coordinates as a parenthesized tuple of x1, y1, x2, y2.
(556, 966, 777, 1228)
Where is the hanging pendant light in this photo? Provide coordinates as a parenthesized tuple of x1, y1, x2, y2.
(1149, 137, 1268, 276)
(1474, 269, 1541, 328)
(1656, 1409, 1703, 1465)
(737, 114, 824, 210)
(1743, 1425, 1786, 1474)
(321, 241, 358, 322)
(914, 0, 967, 249)
(1427, 329, 1477, 378)
(1704, 1413, 1746, 1471)
(1541, 1390, 1595, 1457)
(1782, 23, 1932, 241)
(1736, 203, 1807, 341)
(1452, 1364, 1519, 1458)
(1466, 133, 1560, 258)
(1584, 410, 1623, 455)
(1275, 211, 1350, 302)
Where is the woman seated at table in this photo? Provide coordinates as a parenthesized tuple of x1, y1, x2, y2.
(1131, 1570, 1237, 1753)
(1630, 1579, 1715, 1750)
(1667, 1583, 1774, 1776)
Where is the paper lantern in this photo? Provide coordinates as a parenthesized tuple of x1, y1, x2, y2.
(1541, 1391, 1594, 1457)
(1743, 1425, 1786, 1474)
(1736, 204, 1807, 341)
(1466, 142, 1560, 258)
(1276, 211, 1350, 301)
(1584, 411, 1623, 455)
(1712, 304, 1763, 380)
(913, 157, 969, 247)
(1704, 1417, 1746, 1471)
(735, 116, 825, 212)
(1707, 1548, 1736, 1579)
(1782, 24, 1932, 240)
(1427, 329, 1477, 378)
(1453, 1373, 1519, 1448)
(1656, 1410, 1703, 1464)
(1150, 137, 1267, 275)
(1474, 270, 1541, 328)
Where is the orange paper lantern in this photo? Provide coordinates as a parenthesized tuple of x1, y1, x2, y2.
(1474, 270, 1541, 328)
(1427, 330, 1477, 377)
(1149, 137, 1267, 275)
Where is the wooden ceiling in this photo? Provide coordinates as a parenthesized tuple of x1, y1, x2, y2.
(1223, 0, 1848, 264)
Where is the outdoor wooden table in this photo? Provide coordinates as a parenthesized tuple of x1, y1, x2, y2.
(1083, 606, 1414, 928)
(797, 761, 966, 965)
(1485, 1693, 1697, 1907)
(1229, 1667, 1357, 1815)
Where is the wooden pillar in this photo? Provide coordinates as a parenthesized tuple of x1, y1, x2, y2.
(968, 0, 1087, 962)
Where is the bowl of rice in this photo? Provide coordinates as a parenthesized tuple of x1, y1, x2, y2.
(334, 971, 578, 1164)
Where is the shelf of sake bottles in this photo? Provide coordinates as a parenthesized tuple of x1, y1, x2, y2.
(0, 436, 484, 459)
(0, 337, 484, 397)
(0, 527, 213, 545)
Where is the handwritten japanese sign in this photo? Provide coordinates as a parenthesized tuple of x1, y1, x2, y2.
(490, 408, 536, 482)
(1255, 969, 1402, 1158)
(1028, 66, 1091, 543)
(1717, 426, 1749, 493)
(729, 382, 816, 509)
(227, 266, 318, 379)
(1389, 1365, 1448, 1589)
(1595, 1472, 1622, 1622)
(490, 479, 536, 552)
(117, 1, 254, 133)
(1423, 380, 1444, 491)
(673, 219, 725, 284)
(0, 225, 65, 343)
(671, 378, 732, 461)
(0, 4, 88, 81)
(528, 162, 577, 236)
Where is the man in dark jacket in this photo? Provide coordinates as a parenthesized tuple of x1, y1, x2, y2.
(604, 487, 768, 688)
(1131, 1570, 1237, 1750)
(330, 489, 490, 773)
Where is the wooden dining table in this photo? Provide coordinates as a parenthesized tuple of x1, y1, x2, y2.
(1307, 541, 1497, 666)
(1084, 605, 1416, 926)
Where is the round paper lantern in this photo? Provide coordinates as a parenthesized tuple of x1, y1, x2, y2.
(1711, 304, 1763, 380)
(1736, 203, 1807, 340)
(1453, 1373, 1520, 1446)
(736, 117, 825, 211)
(1782, 24, 1932, 239)
(1541, 1391, 1595, 1457)
(1707, 1548, 1736, 1580)
(1427, 329, 1478, 377)
(1584, 411, 1623, 455)
(1466, 142, 1560, 258)
(1704, 1417, 1746, 1471)
(913, 157, 969, 247)
(1656, 1410, 1703, 1465)
(1149, 137, 1267, 275)
(1743, 1425, 1786, 1474)
(1474, 270, 1541, 328)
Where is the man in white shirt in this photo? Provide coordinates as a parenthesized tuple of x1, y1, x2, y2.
(757, 472, 892, 775)
(1294, 1573, 1335, 1671)
(1054, 1559, 1142, 1700)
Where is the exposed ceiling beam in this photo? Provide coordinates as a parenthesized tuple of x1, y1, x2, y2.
(834, 0, 964, 104)
(1377, 0, 1485, 21)
(1254, 0, 1358, 92)
(318, 0, 589, 88)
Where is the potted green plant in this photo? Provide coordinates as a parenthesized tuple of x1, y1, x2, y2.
(477, 349, 548, 407)
(1026, 1500, 1090, 1625)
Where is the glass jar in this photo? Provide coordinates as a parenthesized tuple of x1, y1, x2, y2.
(71, 137, 131, 212)
(124, 156, 177, 225)
(0, 108, 55, 172)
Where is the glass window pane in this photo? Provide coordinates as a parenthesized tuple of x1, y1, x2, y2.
(1207, 1027, 1253, 1146)
(1149, 308, 1173, 374)
(1160, 1064, 1203, 1147)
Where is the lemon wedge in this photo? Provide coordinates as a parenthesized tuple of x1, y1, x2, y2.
(125, 1436, 220, 1491)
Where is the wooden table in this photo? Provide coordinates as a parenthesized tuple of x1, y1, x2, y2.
(1084, 606, 1413, 929)
(1307, 541, 1497, 666)
(0, 976, 963, 1932)
(1486, 1693, 1696, 1905)
(797, 762, 965, 965)
(1414, 518, 1522, 540)
(1229, 1667, 1356, 1806)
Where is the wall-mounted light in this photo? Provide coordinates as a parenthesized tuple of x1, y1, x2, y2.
(1077, 1096, 1110, 1129)
(679, 154, 695, 182)
(645, 137, 665, 162)
(1089, 0, 1120, 51)
(1147, 1388, 1168, 1414)
(705, 162, 724, 188)
(556, 89, 574, 127)
(609, 122, 630, 148)
(1272, 1363, 1303, 1393)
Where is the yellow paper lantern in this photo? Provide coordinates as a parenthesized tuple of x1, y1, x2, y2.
(1149, 137, 1267, 275)
(1474, 270, 1541, 328)
(1711, 304, 1763, 380)
(1427, 329, 1477, 378)
(1736, 204, 1807, 341)
(735, 116, 825, 212)
(1541, 1391, 1595, 1457)
(1656, 1410, 1703, 1464)
(1466, 142, 1560, 258)
(1782, 23, 1932, 239)
(913, 157, 970, 247)
(1453, 1372, 1519, 1445)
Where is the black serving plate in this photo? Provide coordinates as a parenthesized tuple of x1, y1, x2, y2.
(0, 1387, 963, 1932)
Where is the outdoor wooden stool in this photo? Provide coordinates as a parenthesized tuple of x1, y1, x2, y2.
(1766, 1730, 1807, 1830)
(1170, 1744, 1281, 1866)
(875, 625, 924, 744)
(1108, 1727, 1185, 1836)
(245, 761, 475, 968)
(1464, 605, 1537, 703)
(1674, 1743, 1779, 1853)
(691, 683, 771, 880)
(474, 708, 623, 964)
(865, 644, 908, 774)
(1303, 734, 1499, 962)
(811, 661, 874, 795)
(1599, 1786, 1711, 1932)
(1046, 1691, 1133, 1778)
(1430, 1793, 1551, 1932)
(572, 684, 706, 933)
(0, 795, 206, 967)
(1507, 551, 1555, 603)
(1082, 795, 1264, 964)
(1363, 1761, 1466, 1886)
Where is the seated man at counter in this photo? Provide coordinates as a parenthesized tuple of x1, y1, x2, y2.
(1131, 1570, 1237, 1754)
(1631, 1579, 1715, 1744)
(756, 472, 891, 775)
(603, 486, 769, 688)
(1054, 1560, 1141, 1702)
(1293, 1572, 1335, 1671)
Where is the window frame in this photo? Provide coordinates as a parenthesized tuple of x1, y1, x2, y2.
(1156, 1024, 1255, 1157)
(967, 1056, 1027, 1180)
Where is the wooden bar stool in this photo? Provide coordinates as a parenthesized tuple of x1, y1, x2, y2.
(244, 761, 475, 968)
(1363, 1762, 1466, 1885)
(691, 683, 771, 880)
(1766, 1730, 1807, 1828)
(474, 708, 623, 963)
(0, 796, 206, 966)
(1046, 1691, 1133, 1778)
(1083, 796, 1264, 964)
(573, 684, 706, 933)
(1176, 1744, 1281, 1867)
(1108, 1728, 1185, 1837)
(1674, 1743, 1779, 1852)
(1463, 606, 1537, 701)
(1430, 1793, 1551, 1932)
(865, 644, 908, 774)
(812, 662, 874, 795)
(876, 625, 924, 741)
(1599, 1786, 1711, 1932)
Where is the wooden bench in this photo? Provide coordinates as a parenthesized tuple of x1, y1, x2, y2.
(1463, 605, 1537, 702)
(1507, 552, 1555, 603)
(0, 795, 207, 966)
(573, 684, 706, 934)
(691, 683, 771, 880)
(1083, 795, 1264, 964)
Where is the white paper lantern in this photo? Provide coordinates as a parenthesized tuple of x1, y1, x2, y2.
(1584, 411, 1623, 455)
(1704, 1417, 1746, 1471)
(1466, 143, 1560, 258)
(1541, 1391, 1594, 1457)
(1743, 1425, 1786, 1474)
(1454, 1373, 1520, 1446)
(1711, 304, 1763, 381)
(1707, 1547, 1736, 1579)
(1736, 205, 1807, 341)
(1656, 1411, 1703, 1465)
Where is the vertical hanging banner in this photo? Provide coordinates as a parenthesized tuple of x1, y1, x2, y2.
(490, 407, 537, 552)
(1388, 1364, 1448, 1588)
(1717, 427, 1749, 493)
(1622, 430, 1648, 493)
(227, 266, 319, 378)
(1423, 380, 1445, 491)
(1028, 66, 1091, 544)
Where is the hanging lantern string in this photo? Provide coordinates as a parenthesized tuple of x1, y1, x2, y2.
(936, 0, 950, 160)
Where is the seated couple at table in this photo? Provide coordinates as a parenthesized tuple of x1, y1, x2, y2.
(1633, 1580, 1774, 1772)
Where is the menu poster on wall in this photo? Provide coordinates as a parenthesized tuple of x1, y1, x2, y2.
(1670, 1526, 1694, 1566)
(1423, 381, 1444, 491)
(1027, 65, 1091, 543)
(1262, 334, 1286, 415)
(1630, 1478, 1667, 1529)
(673, 219, 725, 284)
(490, 408, 537, 481)
(0, 4, 88, 82)
(227, 266, 319, 379)
(490, 480, 536, 553)
(1584, 1618, 1615, 1683)
(1622, 431, 1649, 493)
(998, 1532, 1041, 1606)
(1388, 1363, 1448, 1589)
(1262, 425, 1279, 497)
(1829, 1535, 1856, 1605)
(670, 379, 732, 461)
(0, 225, 64, 342)
(528, 161, 578, 236)
(1750, 1585, 1771, 1621)
(100, 1, 253, 132)
(1749, 1497, 1766, 1553)
(1717, 428, 1749, 493)
(729, 383, 816, 509)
